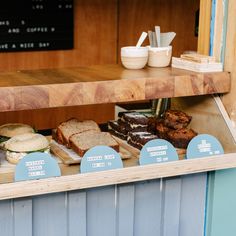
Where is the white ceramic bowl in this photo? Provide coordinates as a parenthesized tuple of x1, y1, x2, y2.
(147, 46, 172, 67)
(121, 46, 148, 69)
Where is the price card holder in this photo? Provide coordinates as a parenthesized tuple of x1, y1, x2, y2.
(80, 146, 123, 173)
(15, 153, 61, 182)
(139, 139, 179, 165)
(186, 134, 224, 159)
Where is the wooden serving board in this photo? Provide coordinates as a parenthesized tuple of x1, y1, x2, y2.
(50, 139, 133, 165)
(113, 136, 186, 160)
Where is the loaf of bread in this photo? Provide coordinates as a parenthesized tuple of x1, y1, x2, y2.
(56, 119, 100, 147)
(70, 131, 119, 157)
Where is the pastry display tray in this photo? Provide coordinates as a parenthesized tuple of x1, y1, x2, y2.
(0, 95, 236, 200)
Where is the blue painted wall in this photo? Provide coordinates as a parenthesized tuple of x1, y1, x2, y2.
(0, 174, 207, 236)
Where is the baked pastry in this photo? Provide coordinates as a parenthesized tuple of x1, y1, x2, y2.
(56, 118, 100, 147)
(156, 120, 172, 139)
(108, 120, 128, 140)
(5, 133, 50, 164)
(147, 117, 157, 134)
(167, 128, 197, 149)
(69, 131, 119, 157)
(127, 131, 158, 150)
(163, 110, 192, 129)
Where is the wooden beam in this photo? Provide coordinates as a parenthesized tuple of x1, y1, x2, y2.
(0, 65, 231, 112)
(0, 153, 236, 200)
(198, 0, 212, 55)
(222, 0, 236, 124)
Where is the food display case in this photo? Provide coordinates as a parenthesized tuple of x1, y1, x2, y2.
(0, 0, 235, 236)
(0, 63, 233, 236)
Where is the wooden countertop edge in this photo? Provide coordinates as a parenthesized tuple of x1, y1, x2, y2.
(0, 69, 231, 112)
(0, 153, 236, 200)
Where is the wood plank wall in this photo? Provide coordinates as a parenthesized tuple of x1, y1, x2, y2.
(118, 0, 199, 57)
(0, 0, 118, 130)
(222, 0, 236, 125)
(0, 0, 118, 70)
(197, 0, 212, 55)
(0, 0, 199, 130)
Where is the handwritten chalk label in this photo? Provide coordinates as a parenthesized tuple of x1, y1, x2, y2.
(186, 134, 224, 159)
(139, 139, 179, 165)
(15, 152, 61, 182)
(80, 146, 123, 173)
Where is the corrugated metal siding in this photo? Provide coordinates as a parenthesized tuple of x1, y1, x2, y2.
(0, 174, 207, 236)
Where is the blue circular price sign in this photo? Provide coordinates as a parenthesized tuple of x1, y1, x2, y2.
(186, 134, 224, 159)
(80, 146, 123, 173)
(139, 139, 179, 165)
(15, 152, 61, 182)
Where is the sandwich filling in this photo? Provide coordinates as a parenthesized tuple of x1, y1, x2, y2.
(6, 147, 50, 162)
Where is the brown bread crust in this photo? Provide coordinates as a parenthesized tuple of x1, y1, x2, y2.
(57, 118, 100, 148)
(69, 132, 119, 157)
(70, 140, 119, 157)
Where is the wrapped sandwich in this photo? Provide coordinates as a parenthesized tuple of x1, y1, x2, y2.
(5, 133, 50, 164)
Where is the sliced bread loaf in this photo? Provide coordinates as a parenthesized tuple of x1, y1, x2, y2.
(56, 119, 100, 147)
(70, 132, 119, 157)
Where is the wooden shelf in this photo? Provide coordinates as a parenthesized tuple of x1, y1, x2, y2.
(0, 153, 236, 200)
(0, 64, 230, 112)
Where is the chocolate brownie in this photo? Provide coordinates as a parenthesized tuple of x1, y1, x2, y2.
(163, 110, 192, 129)
(108, 120, 128, 140)
(156, 120, 172, 139)
(122, 112, 149, 125)
(127, 131, 158, 150)
(119, 112, 149, 132)
(117, 119, 147, 132)
(118, 111, 134, 118)
(147, 117, 157, 134)
(167, 128, 197, 149)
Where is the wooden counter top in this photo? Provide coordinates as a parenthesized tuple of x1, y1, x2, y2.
(0, 153, 236, 200)
(0, 64, 230, 112)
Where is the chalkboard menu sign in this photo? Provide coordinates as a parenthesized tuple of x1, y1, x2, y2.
(0, 0, 73, 52)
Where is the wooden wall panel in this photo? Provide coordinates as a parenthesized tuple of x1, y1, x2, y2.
(118, 0, 199, 58)
(0, 0, 117, 128)
(222, 0, 236, 125)
(0, 0, 201, 129)
(197, 0, 212, 55)
(0, 0, 117, 70)
(0, 104, 115, 130)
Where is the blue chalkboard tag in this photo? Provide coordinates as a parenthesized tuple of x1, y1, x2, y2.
(15, 152, 61, 182)
(80, 146, 123, 173)
(186, 134, 224, 159)
(139, 139, 179, 165)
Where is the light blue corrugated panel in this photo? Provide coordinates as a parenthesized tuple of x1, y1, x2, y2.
(0, 174, 207, 236)
(206, 169, 236, 236)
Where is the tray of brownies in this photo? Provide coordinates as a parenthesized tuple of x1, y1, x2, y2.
(108, 110, 197, 159)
